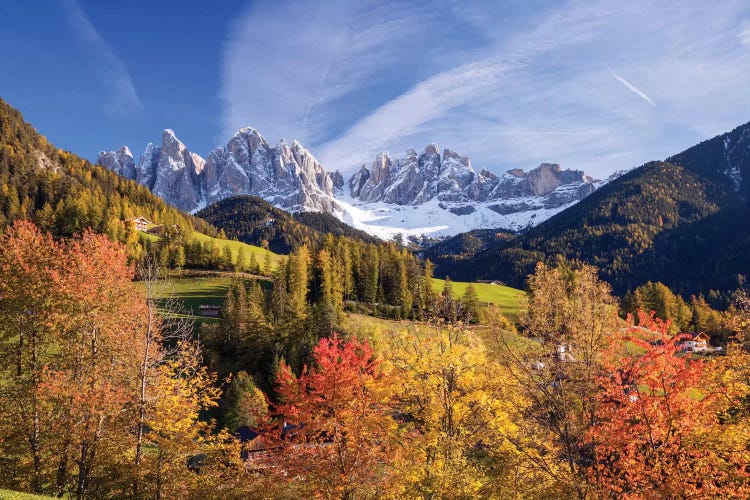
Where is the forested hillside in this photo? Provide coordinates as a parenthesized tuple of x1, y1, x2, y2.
(447, 122, 750, 298)
(4, 222, 749, 498)
(0, 98, 218, 240)
(197, 195, 379, 254)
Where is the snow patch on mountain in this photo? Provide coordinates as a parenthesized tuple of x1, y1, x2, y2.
(724, 127, 749, 192)
(332, 192, 587, 240)
(99, 128, 338, 213)
(99, 132, 611, 239)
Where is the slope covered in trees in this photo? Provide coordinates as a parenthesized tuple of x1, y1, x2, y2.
(446, 121, 750, 297)
(197, 194, 379, 254)
(2, 219, 749, 498)
(0, 98, 217, 241)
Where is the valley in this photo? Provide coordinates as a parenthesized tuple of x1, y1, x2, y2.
(2, 1, 750, 495)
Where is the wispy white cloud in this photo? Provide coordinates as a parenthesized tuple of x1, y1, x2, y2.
(221, 0, 750, 179)
(60, 0, 141, 115)
(316, 57, 514, 168)
(609, 70, 654, 105)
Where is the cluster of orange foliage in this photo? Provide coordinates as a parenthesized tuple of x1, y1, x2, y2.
(1, 221, 749, 499)
(589, 312, 750, 497)
(0, 221, 223, 498)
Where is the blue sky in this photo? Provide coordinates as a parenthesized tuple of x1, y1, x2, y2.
(1, 1, 750, 178)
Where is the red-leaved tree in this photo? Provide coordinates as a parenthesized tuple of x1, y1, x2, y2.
(271, 334, 398, 498)
(588, 312, 746, 497)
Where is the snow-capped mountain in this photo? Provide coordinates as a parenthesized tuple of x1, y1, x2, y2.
(349, 144, 597, 205)
(338, 145, 603, 239)
(98, 129, 338, 213)
(99, 131, 608, 239)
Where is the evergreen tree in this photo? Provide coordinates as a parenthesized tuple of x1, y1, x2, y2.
(423, 259, 436, 311)
(287, 245, 310, 320)
(221, 246, 234, 271)
(222, 371, 268, 432)
(314, 249, 344, 334)
(236, 246, 248, 272)
(170, 244, 186, 269)
(264, 248, 273, 275)
(358, 244, 379, 305)
(461, 283, 480, 324)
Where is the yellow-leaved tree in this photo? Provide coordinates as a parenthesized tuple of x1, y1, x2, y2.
(382, 323, 526, 498)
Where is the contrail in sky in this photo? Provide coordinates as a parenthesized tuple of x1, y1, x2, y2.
(609, 69, 654, 105)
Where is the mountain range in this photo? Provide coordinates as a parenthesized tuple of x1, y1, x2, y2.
(2, 95, 749, 298)
(433, 121, 750, 297)
(98, 130, 605, 238)
(98, 128, 339, 214)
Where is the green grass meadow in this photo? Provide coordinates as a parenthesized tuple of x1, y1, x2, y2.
(190, 232, 283, 270)
(138, 230, 284, 272)
(0, 490, 55, 500)
(431, 278, 524, 318)
(150, 275, 524, 323)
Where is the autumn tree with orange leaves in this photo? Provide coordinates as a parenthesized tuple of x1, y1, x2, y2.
(270, 334, 399, 498)
(0, 221, 224, 498)
(588, 312, 749, 497)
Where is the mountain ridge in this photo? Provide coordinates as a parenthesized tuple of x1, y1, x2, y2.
(99, 128, 339, 214)
(100, 131, 606, 238)
(440, 120, 750, 296)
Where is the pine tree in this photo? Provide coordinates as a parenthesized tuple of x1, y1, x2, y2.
(170, 244, 186, 268)
(236, 246, 248, 272)
(287, 245, 310, 320)
(221, 246, 234, 271)
(423, 259, 436, 310)
(264, 248, 273, 275)
(222, 371, 268, 432)
(358, 244, 379, 305)
(398, 251, 412, 318)
(461, 283, 480, 324)
(314, 249, 343, 333)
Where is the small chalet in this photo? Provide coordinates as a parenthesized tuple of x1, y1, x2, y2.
(477, 279, 506, 286)
(678, 332, 710, 353)
(131, 216, 151, 232)
(198, 305, 221, 317)
(556, 343, 576, 363)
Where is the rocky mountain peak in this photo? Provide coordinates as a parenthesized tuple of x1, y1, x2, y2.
(347, 145, 600, 212)
(423, 143, 440, 156)
(442, 147, 469, 167)
(99, 131, 608, 239)
(98, 146, 136, 180)
(99, 126, 338, 214)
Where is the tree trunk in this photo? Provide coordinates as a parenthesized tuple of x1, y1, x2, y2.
(29, 330, 42, 493)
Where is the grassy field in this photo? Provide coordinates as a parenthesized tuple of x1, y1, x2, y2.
(190, 232, 283, 271)
(432, 278, 524, 317)
(151, 275, 524, 323)
(0, 490, 54, 500)
(138, 230, 284, 271)
(158, 277, 234, 316)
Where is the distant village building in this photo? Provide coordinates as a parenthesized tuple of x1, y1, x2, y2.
(556, 343, 576, 363)
(131, 216, 151, 232)
(198, 305, 221, 317)
(678, 332, 710, 353)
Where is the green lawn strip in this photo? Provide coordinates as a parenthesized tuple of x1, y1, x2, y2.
(137, 230, 160, 243)
(190, 232, 283, 271)
(151, 275, 524, 321)
(431, 278, 524, 317)
(0, 489, 56, 500)
(137, 230, 284, 272)
(150, 277, 232, 316)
